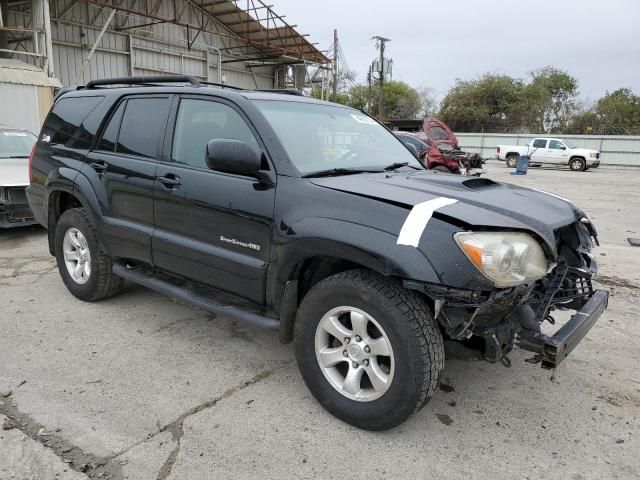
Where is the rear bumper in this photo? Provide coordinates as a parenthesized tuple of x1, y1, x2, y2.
(516, 289, 608, 369)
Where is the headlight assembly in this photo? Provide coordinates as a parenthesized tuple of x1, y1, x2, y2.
(454, 232, 549, 288)
(589, 152, 597, 158)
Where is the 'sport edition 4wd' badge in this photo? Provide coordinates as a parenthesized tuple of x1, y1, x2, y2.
(219, 235, 261, 251)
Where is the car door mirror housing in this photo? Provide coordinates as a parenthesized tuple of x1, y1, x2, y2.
(206, 139, 261, 177)
(405, 143, 419, 157)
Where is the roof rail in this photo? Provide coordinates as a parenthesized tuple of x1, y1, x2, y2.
(199, 80, 245, 91)
(85, 75, 200, 89)
(254, 88, 304, 96)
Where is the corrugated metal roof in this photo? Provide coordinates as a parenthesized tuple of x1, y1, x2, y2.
(0, 59, 62, 87)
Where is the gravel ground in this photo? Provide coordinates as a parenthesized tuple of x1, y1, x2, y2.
(1, 163, 638, 480)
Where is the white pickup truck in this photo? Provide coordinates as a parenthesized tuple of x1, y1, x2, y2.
(497, 138, 600, 171)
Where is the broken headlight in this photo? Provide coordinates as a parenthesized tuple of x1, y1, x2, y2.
(454, 232, 549, 288)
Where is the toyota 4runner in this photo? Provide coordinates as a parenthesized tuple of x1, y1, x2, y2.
(27, 75, 608, 430)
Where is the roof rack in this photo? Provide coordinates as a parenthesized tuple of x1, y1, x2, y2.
(254, 88, 303, 96)
(199, 81, 245, 91)
(85, 75, 200, 89)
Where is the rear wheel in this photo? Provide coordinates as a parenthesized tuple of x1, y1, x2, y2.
(295, 270, 444, 430)
(506, 155, 517, 168)
(569, 158, 586, 171)
(55, 208, 124, 301)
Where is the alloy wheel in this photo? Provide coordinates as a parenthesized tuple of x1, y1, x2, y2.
(62, 228, 92, 285)
(314, 306, 395, 402)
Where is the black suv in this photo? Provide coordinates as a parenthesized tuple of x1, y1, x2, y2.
(27, 75, 608, 430)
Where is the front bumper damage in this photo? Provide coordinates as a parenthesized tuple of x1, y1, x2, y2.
(408, 221, 607, 368)
(517, 289, 608, 368)
(0, 186, 37, 228)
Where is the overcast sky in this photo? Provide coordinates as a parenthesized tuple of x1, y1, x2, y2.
(272, 0, 640, 103)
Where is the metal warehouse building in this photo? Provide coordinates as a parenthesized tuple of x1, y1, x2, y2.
(0, 0, 328, 100)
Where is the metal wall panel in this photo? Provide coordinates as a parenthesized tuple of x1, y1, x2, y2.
(456, 133, 640, 168)
(0, 83, 40, 133)
(8, 1, 275, 89)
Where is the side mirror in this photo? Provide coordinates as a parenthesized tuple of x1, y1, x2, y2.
(405, 143, 419, 157)
(560, 146, 566, 150)
(206, 139, 261, 177)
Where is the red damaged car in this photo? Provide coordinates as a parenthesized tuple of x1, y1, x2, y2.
(395, 118, 484, 175)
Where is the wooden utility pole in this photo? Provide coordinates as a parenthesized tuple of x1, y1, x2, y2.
(332, 29, 338, 102)
(367, 64, 372, 113)
(372, 36, 390, 121)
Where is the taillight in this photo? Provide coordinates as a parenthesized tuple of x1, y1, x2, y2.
(29, 143, 36, 182)
(496, 146, 500, 153)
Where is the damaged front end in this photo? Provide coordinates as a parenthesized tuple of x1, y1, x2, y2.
(0, 186, 37, 228)
(409, 220, 608, 368)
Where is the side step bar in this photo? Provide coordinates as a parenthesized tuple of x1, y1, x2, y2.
(112, 264, 279, 331)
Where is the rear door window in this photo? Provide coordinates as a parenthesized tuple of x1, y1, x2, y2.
(532, 139, 548, 148)
(96, 102, 126, 152)
(115, 97, 170, 159)
(42, 96, 104, 146)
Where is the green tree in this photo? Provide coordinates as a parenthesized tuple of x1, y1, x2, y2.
(595, 88, 640, 134)
(439, 74, 528, 132)
(526, 66, 579, 132)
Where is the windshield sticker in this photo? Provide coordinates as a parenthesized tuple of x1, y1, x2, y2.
(397, 197, 458, 247)
(350, 114, 377, 125)
(3, 131, 28, 136)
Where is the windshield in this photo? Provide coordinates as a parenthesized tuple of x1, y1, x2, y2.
(0, 130, 36, 158)
(563, 139, 577, 148)
(254, 101, 422, 174)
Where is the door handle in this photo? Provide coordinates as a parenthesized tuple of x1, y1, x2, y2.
(157, 174, 181, 188)
(91, 161, 108, 172)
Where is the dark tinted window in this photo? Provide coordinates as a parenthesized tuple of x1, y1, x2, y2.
(42, 96, 104, 146)
(532, 139, 547, 148)
(97, 102, 126, 152)
(429, 126, 449, 141)
(116, 97, 169, 158)
(172, 99, 260, 169)
(402, 136, 424, 150)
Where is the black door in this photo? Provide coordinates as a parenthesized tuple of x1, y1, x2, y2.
(152, 96, 275, 304)
(82, 95, 172, 263)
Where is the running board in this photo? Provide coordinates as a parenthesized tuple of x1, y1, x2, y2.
(112, 263, 279, 330)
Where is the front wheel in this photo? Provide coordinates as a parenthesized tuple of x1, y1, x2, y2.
(506, 155, 517, 168)
(294, 270, 444, 430)
(569, 158, 586, 171)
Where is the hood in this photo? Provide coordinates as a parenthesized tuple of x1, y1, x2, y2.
(423, 118, 458, 147)
(0, 158, 29, 187)
(310, 171, 587, 252)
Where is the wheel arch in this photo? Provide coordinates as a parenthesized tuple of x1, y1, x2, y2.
(46, 172, 106, 256)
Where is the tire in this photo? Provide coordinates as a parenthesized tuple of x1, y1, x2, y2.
(294, 269, 444, 430)
(506, 155, 517, 168)
(569, 158, 586, 171)
(432, 165, 452, 173)
(55, 208, 124, 302)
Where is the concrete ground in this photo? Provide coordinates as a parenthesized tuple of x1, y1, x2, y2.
(1, 163, 638, 480)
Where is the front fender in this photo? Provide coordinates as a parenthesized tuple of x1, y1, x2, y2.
(267, 217, 442, 310)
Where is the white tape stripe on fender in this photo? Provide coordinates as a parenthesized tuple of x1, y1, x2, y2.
(397, 197, 458, 247)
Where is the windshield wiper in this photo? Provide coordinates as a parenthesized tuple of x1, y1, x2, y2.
(383, 162, 419, 171)
(302, 167, 383, 178)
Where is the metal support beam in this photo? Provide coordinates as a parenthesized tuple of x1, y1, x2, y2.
(74, 8, 116, 82)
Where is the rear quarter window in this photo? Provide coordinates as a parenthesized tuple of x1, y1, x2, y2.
(42, 96, 104, 147)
